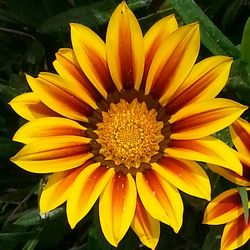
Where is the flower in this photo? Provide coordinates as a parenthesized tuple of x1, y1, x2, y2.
(204, 118, 250, 250)
(9, 2, 246, 249)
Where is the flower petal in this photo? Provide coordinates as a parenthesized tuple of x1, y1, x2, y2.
(26, 73, 94, 122)
(167, 56, 233, 114)
(152, 157, 211, 200)
(142, 15, 178, 88)
(230, 118, 250, 156)
(145, 23, 200, 106)
(221, 214, 250, 250)
(208, 152, 250, 186)
(11, 136, 92, 173)
(170, 98, 247, 140)
(165, 136, 242, 175)
(99, 172, 137, 247)
(53, 48, 101, 108)
(70, 23, 114, 98)
(67, 163, 114, 228)
(131, 197, 160, 250)
(136, 169, 183, 233)
(40, 161, 93, 213)
(203, 188, 249, 225)
(9, 92, 59, 121)
(106, 1, 144, 90)
(13, 117, 86, 144)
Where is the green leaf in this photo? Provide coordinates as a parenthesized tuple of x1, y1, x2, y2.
(14, 209, 41, 226)
(38, 0, 151, 34)
(241, 17, 250, 64)
(201, 226, 223, 250)
(22, 225, 44, 250)
(169, 0, 240, 58)
(238, 186, 249, 224)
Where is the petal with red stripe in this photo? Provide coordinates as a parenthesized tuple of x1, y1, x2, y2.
(67, 163, 114, 228)
(106, 2, 144, 91)
(167, 56, 232, 114)
(203, 188, 249, 225)
(142, 15, 178, 88)
(221, 213, 250, 250)
(13, 117, 86, 144)
(99, 172, 137, 247)
(170, 98, 247, 140)
(230, 118, 250, 156)
(136, 169, 183, 233)
(70, 23, 114, 98)
(145, 23, 200, 106)
(40, 160, 94, 213)
(208, 152, 250, 186)
(152, 157, 211, 200)
(9, 92, 59, 121)
(26, 74, 94, 122)
(131, 197, 160, 250)
(11, 136, 92, 173)
(165, 136, 242, 175)
(53, 48, 101, 108)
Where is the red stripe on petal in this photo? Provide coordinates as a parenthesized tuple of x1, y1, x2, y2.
(222, 214, 250, 249)
(84, 47, 115, 93)
(231, 120, 250, 155)
(171, 108, 227, 133)
(55, 51, 102, 101)
(143, 170, 172, 212)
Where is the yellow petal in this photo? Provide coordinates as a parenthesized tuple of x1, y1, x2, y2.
(53, 48, 100, 109)
(230, 118, 250, 155)
(165, 136, 242, 175)
(67, 163, 114, 228)
(208, 152, 250, 186)
(131, 197, 160, 250)
(152, 157, 211, 200)
(136, 169, 183, 233)
(106, 1, 144, 90)
(99, 172, 137, 247)
(70, 23, 114, 98)
(11, 136, 92, 173)
(13, 117, 86, 144)
(26, 74, 93, 122)
(142, 15, 178, 87)
(203, 188, 249, 225)
(170, 98, 247, 140)
(167, 56, 233, 114)
(40, 164, 88, 213)
(9, 92, 59, 121)
(221, 214, 250, 250)
(145, 23, 200, 106)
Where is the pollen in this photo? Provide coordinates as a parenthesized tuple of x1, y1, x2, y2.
(96, 99, 164, 169)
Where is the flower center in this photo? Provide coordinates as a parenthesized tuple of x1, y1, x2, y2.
(95, 99, 164, 169)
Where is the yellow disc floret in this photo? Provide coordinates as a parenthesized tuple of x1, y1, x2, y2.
(96, 99, 164, 169)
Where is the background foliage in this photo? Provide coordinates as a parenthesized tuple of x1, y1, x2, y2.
(0, 0, 250, 249)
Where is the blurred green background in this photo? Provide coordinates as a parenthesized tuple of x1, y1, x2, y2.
(0, 0, 250, 249)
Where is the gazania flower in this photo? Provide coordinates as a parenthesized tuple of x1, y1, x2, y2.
(9, 2, 246, 249)
(204, 118, 250, 250)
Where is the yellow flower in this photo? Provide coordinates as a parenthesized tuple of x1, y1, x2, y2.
(9, 2, 246, 249)
(204, 118, 250, 250)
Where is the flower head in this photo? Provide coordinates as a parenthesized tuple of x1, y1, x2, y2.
(9, 2, 246, 249)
